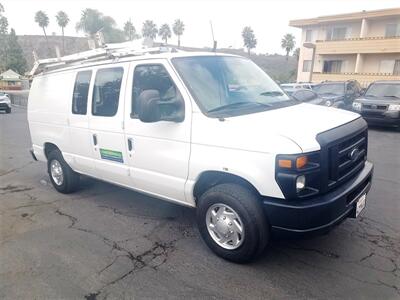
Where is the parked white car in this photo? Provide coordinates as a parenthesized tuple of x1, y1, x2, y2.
(0, 92, 11, 113)
(28, 47, 373, 262)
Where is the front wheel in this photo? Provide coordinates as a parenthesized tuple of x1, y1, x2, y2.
(47, 150, 80, 194)
(196, 183, 269, 263)
(5, 107, 11, 113)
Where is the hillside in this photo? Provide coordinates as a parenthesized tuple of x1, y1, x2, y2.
(16, 35, 297, 82)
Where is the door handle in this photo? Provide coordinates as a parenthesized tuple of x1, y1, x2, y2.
(127, 138, 133, 151)
(93, 134, 98, 146)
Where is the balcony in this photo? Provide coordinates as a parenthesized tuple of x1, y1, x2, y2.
(312, 72, 400, 86)
(315, 36, 400, 54)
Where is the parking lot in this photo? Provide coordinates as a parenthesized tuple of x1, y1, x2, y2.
(0, 106, 399, 299)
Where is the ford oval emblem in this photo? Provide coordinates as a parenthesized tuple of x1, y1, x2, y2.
(349, 148, 360, 161)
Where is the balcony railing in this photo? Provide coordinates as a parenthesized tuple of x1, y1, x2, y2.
(312, 72, 400, 87)
(315, 36, 400, 54)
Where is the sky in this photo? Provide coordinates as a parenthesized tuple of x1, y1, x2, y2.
(1, 0, 399, 54)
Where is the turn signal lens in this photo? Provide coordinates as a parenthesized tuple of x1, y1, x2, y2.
(296, 156, 308, 169)
(278, 159, 292, 169)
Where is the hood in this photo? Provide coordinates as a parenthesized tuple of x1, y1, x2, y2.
(0, 96, 10, 102)
(318, 94, 344, 101)
(356, 96, 400, 106)
(192, 103, 360, 153)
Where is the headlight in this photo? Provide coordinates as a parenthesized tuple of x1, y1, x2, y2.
(325, 100, 332, 107)
(352, 102, 362, 111)
(296, 175, 306, 192)
(388, 104, 400, 111)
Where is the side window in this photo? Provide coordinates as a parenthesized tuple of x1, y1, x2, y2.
(92, 67, 124, 117)
(131, 64, 183, 118)
(72, 70, 92, 115)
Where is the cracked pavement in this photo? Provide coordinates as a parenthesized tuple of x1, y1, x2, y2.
(1, 107, 399, 299)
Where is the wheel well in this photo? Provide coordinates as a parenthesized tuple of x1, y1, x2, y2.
(44, 143, 60, 160)
(193, 171, 260, 203)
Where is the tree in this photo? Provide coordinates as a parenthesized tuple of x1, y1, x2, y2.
(3, 29, 27, 74)
(242, 26, 257, 56)
(141, 20, 157, 40)
(123, 20, 139, 41)
(159, 23, 171, 44)
(76, 8, 124, 44)
(35, 10, 50, 52)
(172, 19, 184, 47)
(55, 11, 69, 54)
(281, 33, 296, 60)
(0, 2, 8, 71)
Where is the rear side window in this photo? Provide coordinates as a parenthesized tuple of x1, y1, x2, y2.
(92, 67, 124, 117)
(72, 71, 92, 115)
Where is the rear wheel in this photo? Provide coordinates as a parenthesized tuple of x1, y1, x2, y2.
(196, 183, 269, 263)
(47, 150, 80, 194)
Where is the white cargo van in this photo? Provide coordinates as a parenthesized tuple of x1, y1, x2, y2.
(28, 46, 373, 262)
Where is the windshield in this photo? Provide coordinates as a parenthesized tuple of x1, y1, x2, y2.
(314, 83, 345, 95)
(0, 92, 5, 96)
(365, 83, 400, 99)
(172, 56, 293, 117)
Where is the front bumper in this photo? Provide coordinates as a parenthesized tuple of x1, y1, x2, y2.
(0, 102, 11, 110)
(361, 110, 400, 127)
(263, 161, 373, 235)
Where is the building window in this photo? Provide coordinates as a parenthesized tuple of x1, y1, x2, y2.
(302, 60, 312, 72)
(305, 29, 313, 42)
(379, 60, 395, 74)
(393, 60, 400, 75)
(92, 67, 124, 117)
(323, 60, 342, 73)
(326, 27, 347, 40)
(385, 24, 399, 37)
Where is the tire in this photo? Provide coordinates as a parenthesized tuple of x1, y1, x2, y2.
(6, 107, 11, 113)
(47, 150, 80, 194)
(196, 183, 269, 263)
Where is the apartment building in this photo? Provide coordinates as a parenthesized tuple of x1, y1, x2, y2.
(290, 8, 400, 86)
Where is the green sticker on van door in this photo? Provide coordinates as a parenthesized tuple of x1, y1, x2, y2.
(100, 148, 124, 163)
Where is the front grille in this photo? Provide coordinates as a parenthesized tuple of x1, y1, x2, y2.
(362, 104, 387, 110)
(362, 111, 385, 118)
(327, 129, 367, 189)
(316, 118, 368, 194)
(0, 103, 9, 108)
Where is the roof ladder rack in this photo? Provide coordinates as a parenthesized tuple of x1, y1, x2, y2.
(29, 43, 181, 77)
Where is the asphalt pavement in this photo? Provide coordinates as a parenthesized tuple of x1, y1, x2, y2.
(0, 106, 399, 299)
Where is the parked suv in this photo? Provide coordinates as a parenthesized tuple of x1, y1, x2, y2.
(0, 92, 11, 113)
(313, 80, 363, 109)
(352, 81, 400, 128)
(28, 48, 373, 262)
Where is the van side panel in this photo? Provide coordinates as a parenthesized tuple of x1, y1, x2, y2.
(28, 71, 75, 163)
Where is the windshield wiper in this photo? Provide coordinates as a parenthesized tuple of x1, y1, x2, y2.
(383, 95, 400, 99)
(260, 91, 284, 97)
(207, 101, 271, 113)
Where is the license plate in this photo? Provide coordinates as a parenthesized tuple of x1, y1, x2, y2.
(355, 194, 366, 217)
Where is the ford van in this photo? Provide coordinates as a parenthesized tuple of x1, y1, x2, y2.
(28, 46, 373, 262)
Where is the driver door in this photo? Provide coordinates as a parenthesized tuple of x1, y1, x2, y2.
(123, 60, 192, 205)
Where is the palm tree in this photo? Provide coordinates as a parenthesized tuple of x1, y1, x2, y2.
(159, 23, 171, 44)
(141, 20, 157, 40)
(35, 10, 50, 53)
(123, 20, 139, 41)
(281, 33, 296, 60)
(55, 11, 69, 54)
(241, 26, 257, 56)
(172, 19, 185, 47)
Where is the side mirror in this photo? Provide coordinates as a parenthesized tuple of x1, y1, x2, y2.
(360, 88, 366, 95)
